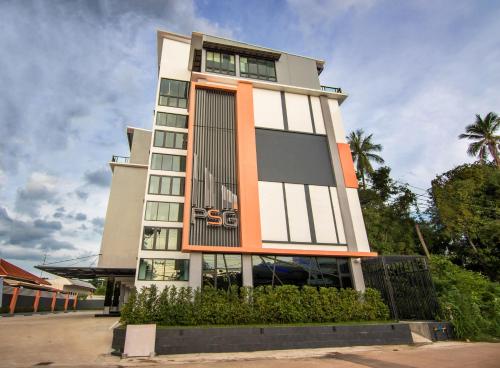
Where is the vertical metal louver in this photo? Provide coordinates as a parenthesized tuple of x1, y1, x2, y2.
(189, 88, 239, 246)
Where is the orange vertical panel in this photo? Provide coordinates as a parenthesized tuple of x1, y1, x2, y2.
(235, 81, 262, 250)
(51, 292, 57, 312)
(64, 293, 69, 311)
(337, 143, 359, 189)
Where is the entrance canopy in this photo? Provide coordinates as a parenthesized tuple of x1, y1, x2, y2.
(35, 266, 135, 279)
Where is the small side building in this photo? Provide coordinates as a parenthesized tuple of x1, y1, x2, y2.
(47, 277, 96, 296)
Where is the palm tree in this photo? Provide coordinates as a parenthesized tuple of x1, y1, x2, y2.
(459, 112, 500, 167)
(347, 129, 385, 188)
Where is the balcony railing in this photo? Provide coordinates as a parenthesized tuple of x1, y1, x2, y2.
(111, 155, 130, 164)
(321, 85, 343, 94)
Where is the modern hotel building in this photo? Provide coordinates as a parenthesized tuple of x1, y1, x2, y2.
(95, 30, 376, 306)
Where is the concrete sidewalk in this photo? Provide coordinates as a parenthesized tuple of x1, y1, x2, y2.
(0, 312, 498, 367)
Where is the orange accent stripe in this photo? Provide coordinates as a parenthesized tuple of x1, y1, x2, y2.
(182, 245, 376, 257)
(235, 81, 262, 251)
(9, 287, 19, 314)
(338, 143, 359, 189)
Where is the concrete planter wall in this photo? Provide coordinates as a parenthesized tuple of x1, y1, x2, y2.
(113, 322, 413, 355)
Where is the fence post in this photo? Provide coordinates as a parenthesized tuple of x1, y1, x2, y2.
(33, 290, 41, 313)
(51, 292, 57, 312)
(73, 293, 78, 310)
(9, 287, 20, 314)
(0, 277, 3, 309)
(64, 293, 69, 312)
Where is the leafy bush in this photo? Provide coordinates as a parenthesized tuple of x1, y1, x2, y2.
(120, 285, 389, 326)
(430, 255, 500, 340)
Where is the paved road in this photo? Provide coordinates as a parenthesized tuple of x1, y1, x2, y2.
(0, 312, 498, 367)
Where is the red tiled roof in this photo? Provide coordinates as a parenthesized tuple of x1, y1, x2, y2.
(0, 259, 51, 285)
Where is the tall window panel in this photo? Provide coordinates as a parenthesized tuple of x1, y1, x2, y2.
(156, 112, 188, 129)
(150, 153, 186, 172)
(206, 50, 236, 75)
(158, 78, 188, 108)
(138, 258, 189, 281)
(142, 227, 181, 251)
(144, 201, 183, 222)
(153, 131, 187, 149)
(240, 57, 276, 81)
(202, 254, 242, 290)
(148, 175, 185, 196)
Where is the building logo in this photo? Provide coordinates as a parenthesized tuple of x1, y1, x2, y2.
(191, 207, 238, 228)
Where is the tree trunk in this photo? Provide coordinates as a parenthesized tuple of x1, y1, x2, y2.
(467, 235, 478, 254)
(488, 142, 500, 168)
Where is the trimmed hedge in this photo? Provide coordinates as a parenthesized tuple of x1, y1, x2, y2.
(120, 285, 389, 326)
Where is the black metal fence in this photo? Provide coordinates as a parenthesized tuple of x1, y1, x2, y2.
(361, 256, 440, 320)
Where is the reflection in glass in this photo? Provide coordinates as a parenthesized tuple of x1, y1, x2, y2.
(203, 253, 242, 290)
(252, 256, 352, 289)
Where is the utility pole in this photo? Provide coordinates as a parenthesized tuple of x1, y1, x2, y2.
(40, 253, 47, 278)
(415, 223, 431, 259)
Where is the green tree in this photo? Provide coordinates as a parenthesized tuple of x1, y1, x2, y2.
(429, 163, 500, 281)
(459, 112, 500, 167)
(347, 129, 385, 188)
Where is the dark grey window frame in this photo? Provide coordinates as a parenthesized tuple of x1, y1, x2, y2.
(150, 153, 186, 172)
(144, 201, 183, 222)
(240, 56, 276, 82)
(153, 130, 188, 150)
(158, 78, 189, 108)
(148, 175, 185, 196)
(142, 226, 182, 251)
(156, 112, 188, 129)
(205, 50, 236, 76)
(138, 258, 189, 281)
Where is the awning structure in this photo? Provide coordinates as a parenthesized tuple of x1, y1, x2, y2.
(35, 266, 135, 279)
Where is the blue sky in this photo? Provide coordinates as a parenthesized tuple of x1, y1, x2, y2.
(1, 0, 499, 273)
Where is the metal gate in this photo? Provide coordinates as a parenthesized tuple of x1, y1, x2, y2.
(361, 256, 440, 320)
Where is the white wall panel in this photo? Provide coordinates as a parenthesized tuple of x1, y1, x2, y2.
(329, 187, 346, 244)
(327, 99, 347, 143)
(253, 89, 284, 130)
(160, 39, 191, 81)
(284, 183, 311, 242)
(346, 188, 370, 252)
(309, 185, 337, 243)
(258, 181, 288, 241)
(310, 96, 326, 134)
(284, 93, 313, 133)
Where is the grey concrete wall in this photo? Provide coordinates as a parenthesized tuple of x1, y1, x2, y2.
(276, 54, 321, 90)
(98, 165, 148, 269)
(113, 323, 413, 355)
(129, 129, 151, 165)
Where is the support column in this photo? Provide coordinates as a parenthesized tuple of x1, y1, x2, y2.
(51, 292, 57, 312)
(9, 287, 20, 314)
(349, 258, 366, 292)
(73, 293, 78, 310)
(103, 277, 114, 314)
(33, 290, 41, 313)
(188, 253, 202, 290)
(64, 293, 70, 312)
(0, 277, 3, 309)
(242, 254, 253, 287)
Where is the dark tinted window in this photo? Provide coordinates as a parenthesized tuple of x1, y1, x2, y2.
(159, 79, 189, 108)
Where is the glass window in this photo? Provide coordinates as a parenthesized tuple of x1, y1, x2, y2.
(143, 227, 155, 250)
(150, 153, 186, 172)
(240, 57, 276, 82)
(142, 227, 181, 251)
(138, 258, 189, 281)
(145, 202, 158, 221)
(252, 256, 352, 289)
(205, 50, 236, 76)
(144, 201, 183, 222)
(156, 112, 187, 128)
(203, 253, 242, 290)
(158, 79, 189, 108)
(148, 175, 160, 194)
(153, 131, 187, 149)
(171, 177, 182, 195)
(160, 176, 171, 195)
(157, 202, 170, 221)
